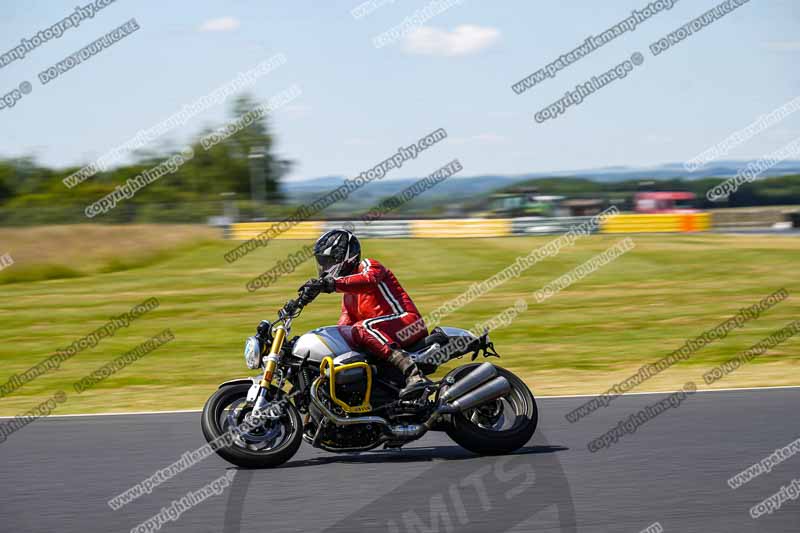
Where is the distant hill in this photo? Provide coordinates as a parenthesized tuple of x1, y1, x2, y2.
(282, 160, 800, 211)
(283, 174, 525, 212)
(532, 160, 800, 182)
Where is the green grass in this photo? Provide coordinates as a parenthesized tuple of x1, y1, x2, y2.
(0, 264, 85, 284)
(0, 231, 798, 414)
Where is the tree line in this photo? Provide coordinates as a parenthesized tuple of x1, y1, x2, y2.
(0, 94, 289, 225)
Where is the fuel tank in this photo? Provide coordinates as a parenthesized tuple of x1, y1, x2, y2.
(292, 325, 357, 363)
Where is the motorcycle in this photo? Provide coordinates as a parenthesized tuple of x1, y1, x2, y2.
(201, 282, 538, 468)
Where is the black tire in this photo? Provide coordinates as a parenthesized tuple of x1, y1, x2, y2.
(201, 383, 303, 468)
(444, 365, 538, 455)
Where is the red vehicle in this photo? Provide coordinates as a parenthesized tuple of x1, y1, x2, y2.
(634, 192, 697, 213)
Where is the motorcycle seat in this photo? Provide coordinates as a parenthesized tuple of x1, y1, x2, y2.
(407, 327, 450, 353)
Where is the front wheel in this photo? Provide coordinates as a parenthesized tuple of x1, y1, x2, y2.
(444, 365, 538, 455)
(201, 383, 303, 468)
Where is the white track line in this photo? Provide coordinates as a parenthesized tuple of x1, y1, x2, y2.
(538, 384, 800, 399)
(1, 384, 798, 419)
(0, 409, 201, 419)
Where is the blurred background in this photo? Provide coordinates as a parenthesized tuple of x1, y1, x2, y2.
(1, 0, 799, 414)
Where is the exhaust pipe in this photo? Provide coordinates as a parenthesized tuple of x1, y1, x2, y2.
(423, 375, 512, 429)
(309, 366, 510, 443)
(439, 362, 497, 403)
(310, 378, 430, 440)
(309, 378, 390, 428)
(449, 376, 511, 412)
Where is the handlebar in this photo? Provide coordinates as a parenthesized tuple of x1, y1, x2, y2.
(282, 299, 300, 316)
(279, 278, 324, 319)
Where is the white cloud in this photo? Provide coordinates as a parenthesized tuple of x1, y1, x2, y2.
(198, 17, 241, 32)
(763, 41, 800, 51)
(403, 25, 500, 56)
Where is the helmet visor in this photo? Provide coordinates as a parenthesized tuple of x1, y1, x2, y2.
(316, 254, 341, 277)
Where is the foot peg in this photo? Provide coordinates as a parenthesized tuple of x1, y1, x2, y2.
(399, 381, 431, 399)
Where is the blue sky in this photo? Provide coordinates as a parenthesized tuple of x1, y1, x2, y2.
(0, 0, 798, 182)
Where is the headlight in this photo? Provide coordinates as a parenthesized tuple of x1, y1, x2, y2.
(244, 336, 262, 370)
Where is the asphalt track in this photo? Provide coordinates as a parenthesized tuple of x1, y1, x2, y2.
(1, 388, 798, 532)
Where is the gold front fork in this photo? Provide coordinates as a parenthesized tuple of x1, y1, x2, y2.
(259, 325, 286, 388)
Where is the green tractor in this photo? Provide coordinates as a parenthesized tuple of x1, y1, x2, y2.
(485, 189, 564, 218)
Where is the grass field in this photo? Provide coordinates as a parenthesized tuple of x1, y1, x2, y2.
(0, 224, 218, 284)
(0, 225, 798, 415)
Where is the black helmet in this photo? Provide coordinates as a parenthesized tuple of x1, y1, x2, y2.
(313, 229, 360, 278)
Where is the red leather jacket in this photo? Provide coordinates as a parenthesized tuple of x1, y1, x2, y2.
(334, 258, 423, 324)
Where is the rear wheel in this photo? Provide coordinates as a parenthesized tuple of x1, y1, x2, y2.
(201, 383, 302, 468)
(444, 365, 538, 455)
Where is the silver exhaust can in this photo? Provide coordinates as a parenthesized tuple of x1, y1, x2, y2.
(440, 362, 497, 403)
(451, 376, 511, 412)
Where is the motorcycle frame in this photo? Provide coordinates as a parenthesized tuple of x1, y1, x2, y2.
(246, 297, 504, 438)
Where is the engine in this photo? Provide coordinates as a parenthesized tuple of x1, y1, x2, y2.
(314, 420, 383, 450)
(308, 382, 383, 450)
(304, 353, 409, 450)
(332, 378, 369, 409)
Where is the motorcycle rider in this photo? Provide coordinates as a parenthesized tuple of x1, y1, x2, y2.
(300, 229, 432, 397)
